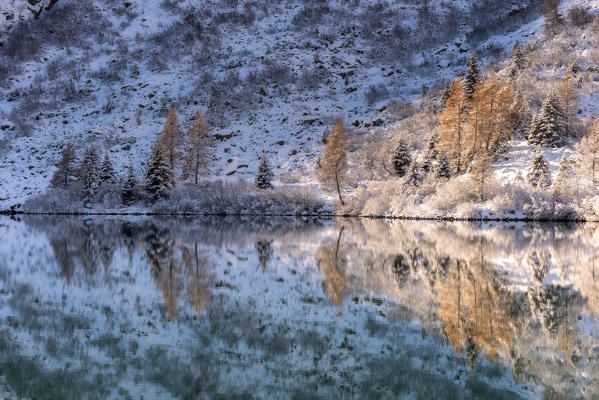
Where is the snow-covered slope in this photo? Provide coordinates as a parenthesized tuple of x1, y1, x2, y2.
(0, 0, 549, 208)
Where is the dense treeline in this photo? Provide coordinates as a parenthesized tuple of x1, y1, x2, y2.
(322, 2, 599, 220)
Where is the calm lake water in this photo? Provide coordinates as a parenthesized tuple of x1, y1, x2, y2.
(0, 216, 598, 399)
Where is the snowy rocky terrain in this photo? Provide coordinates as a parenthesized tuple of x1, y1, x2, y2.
(0, 0, 555, 208)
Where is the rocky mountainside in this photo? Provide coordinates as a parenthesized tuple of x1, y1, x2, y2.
(0, 0, 548, 208)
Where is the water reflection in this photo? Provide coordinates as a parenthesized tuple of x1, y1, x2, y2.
(0, 216, 598, 398)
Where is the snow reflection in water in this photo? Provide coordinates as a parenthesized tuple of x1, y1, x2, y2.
(0, 216, 598, 399)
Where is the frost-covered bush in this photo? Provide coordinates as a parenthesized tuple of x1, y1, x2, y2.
(425, 176, 478, 215)
(151, 181, 327, 215)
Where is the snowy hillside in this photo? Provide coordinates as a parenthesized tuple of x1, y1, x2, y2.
(0, 0, 549, 208)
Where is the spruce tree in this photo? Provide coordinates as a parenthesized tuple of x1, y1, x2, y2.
(527, 151, 552, 188)
(78, 147, 100, 202)
(552, 155, 574, 199)
(255, 151, 274, 190)
(392, 139, 412, 176)
(122, 163, 137, 206)
(440, 80, 452, 108)
(99, 151, 116, 184)
(528, 93, 567, 147)
(464, 53, 479, 102)
(510, 42, 525, 77)
(144, 142, 173, 202)
(421, 133, 440, 174)
(435, 150, 453, 179)
(405, 161, 422, 186)
(50, 143, 77, 188)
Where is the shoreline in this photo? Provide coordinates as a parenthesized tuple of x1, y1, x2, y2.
(1, 210, 595, 223)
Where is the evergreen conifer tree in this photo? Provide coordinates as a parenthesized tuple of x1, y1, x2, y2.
(50, 143, 77, 188)
(78, 147, 100, 202)
(392, 139, 412, 176)
(552, 155, 574, 199)
(421, 133, 440, 174)
(122, 163, 137, 206)
(435, 150, 453, 179)
(528, 93, 567, 147)
(440, 80, 452, 108)
(255, 151, 274, 190)
(99, 151, 116, 184)
(144, 142, 173, 202)
(510, 42, 526, 76)
(464, 54, 480, 102)
(527, 150, 552, 188)
(405, 161, 422, 186)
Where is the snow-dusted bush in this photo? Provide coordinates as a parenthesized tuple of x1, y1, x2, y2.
(24, 184, 125, 213)
(151, 181, 327, 215)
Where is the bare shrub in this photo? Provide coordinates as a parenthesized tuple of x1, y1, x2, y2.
(365, 84, 390, 105)
(568, 6, 593, 27)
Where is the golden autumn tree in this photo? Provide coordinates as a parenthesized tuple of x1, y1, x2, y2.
(465, 75, 515, 162)
(182, 242, 211, 314)
(318, 116, 348, 205)
(159, 106, 185, 171)
(182, 112, 212, 185)
(317, 227, 347, 308)
(583, 119, 599, 185)
(439, 80, 467, 172)
(437, 253, 514, 364)
(558, 76, 578, 117)
(157, 258, 183, 320)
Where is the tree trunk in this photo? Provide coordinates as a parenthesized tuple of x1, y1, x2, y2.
(593, 156, 596, 186)
(335, 171, 344, 205)
(334, 226, 345, 262)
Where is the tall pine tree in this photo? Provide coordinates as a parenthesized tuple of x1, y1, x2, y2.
(421, 133, 440, 174)
(510, 42, 526, 77)
(255, 151, 274, 190)
(464, 53, 480, 102)
(99, 151, 116, 184)
(50, 143, 77, 188)
(122, 163, 137, 206)
(405, 161, 422, 187)
(144, 141, 173, 202)
(435, 150, 453, 179)
(552, 155, 574, 199)
(440, 80, 452, 109)
(391, 139, 412, 176)
(78, 147, 100, 202)
(528, 92, 567, 147)
(527, 150, 552, 188)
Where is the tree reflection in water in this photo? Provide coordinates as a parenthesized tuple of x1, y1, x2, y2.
(0, 216, 597, 398)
